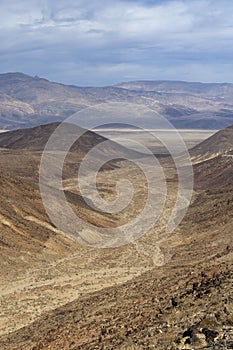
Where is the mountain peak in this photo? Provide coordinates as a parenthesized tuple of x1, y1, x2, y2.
(0, 71, 32, 79)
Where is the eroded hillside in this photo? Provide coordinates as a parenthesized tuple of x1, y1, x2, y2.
(0, 124, 232, 349)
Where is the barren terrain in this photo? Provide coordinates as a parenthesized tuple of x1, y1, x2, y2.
(0, 124, 232, 349)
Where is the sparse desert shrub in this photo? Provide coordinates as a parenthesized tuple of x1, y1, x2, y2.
(117, 343, 143, 350)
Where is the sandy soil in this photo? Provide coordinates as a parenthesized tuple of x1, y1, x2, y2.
(0, 156, 178, 336)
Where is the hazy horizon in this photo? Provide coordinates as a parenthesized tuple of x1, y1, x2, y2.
(2, 71, 233, 88)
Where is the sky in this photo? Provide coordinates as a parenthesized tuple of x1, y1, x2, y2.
(1, 0, 233, 86)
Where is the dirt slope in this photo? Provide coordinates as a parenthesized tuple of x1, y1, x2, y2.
(0, 181, 232, 349)
(191, 125, 233, 163)
(0, 123, 232, 349)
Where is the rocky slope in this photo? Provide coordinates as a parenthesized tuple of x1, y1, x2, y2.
(0, 122, 232, 349)
(0, 122, 107, 151)
(191, 125, 233, 163)
(0, 181, 232, 349)
(190, 125, 233, 191)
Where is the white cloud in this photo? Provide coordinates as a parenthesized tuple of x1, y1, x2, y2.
(1, 0, 233, 85)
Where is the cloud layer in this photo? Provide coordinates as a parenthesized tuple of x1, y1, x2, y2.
(1, 0, 233, 85)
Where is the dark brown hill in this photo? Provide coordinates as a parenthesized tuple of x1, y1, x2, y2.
(0, 167, 78, 278)
(191, 125, 233, 163)
(188, 125, 233, 189)
(0, 122, 107, 152)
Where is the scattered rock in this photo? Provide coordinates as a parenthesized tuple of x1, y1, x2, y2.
(202, 326, 219, 341)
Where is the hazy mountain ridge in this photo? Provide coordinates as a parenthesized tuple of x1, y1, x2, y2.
(116, 80, 233, 96)
(1, 73, 233, 130)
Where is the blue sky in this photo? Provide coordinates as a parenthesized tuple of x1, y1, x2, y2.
(1, 0, 233, 86)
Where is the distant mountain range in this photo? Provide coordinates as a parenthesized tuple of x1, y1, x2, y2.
(1, 72, 233, 130)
